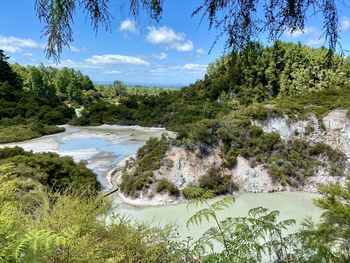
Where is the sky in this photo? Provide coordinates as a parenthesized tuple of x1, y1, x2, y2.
(1, 1, 350, 86)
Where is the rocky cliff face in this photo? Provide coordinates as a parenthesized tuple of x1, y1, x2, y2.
(254, 109, 350, 158)
(153, 147, 285, 194)
(118, 109, 350, 205)
(155, 109, 349, 194)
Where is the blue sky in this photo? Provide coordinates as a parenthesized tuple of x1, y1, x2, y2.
(1, 1, 350, 86)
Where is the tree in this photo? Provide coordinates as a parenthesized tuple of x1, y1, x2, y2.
(33, 0, 346, 61)
(0, 50, 21, 88)
(113, 80, 127, 97)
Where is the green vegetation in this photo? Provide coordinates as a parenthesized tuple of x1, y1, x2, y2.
(181, 186, 207, 199)
(0, 124, 64, 143)
(0, 164, 178, 262)
(198, 168, 232, 195)
(0, 147, 100, 194)
(155, 179, 180, 196)
(0, 50, 97, 142)
(114, 43, 350, 198)
(120, 136, 171, 197)
(179, 117, 346, 189)
(2, 158, 349, 262)
(1, 36, 350, 261)
(185, 182, 350, 262)
(95, 81, 179, 104)
(12, 62, 95, 106)
(73, 42, 350, 130)
(234, 85, 350, 122)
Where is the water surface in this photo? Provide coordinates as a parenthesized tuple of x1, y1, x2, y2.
(0, 125, 323, 244)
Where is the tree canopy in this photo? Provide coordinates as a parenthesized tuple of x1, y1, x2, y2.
(33, 0, 346, 60)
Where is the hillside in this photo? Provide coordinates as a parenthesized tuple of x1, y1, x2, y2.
(0, 50, 96, 143)
(112, 42, 350, 203)
(73, 42, 350, 130)
(1, 42, 350, 262)
(118, 86, 350, 203)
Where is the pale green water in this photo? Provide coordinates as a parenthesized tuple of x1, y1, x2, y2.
(110, 191, 322, 243)
(1, 125, 323, 243)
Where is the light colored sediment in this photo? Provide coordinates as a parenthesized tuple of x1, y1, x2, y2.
(116, 191, 185, 206)
(254, 109, 350, 158)
(118, 109, 350, 206)
(0, 124, 170, 190)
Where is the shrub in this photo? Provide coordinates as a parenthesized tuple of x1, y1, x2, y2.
(181, 186, 206, 199)
(0, 147, 100, 195)
(120, 135, 172, 197)
(198, 168, 232, 195)
(156, 179, 180, 196)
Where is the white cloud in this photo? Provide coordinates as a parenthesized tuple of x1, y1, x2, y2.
(170, 40, 194, 52)
(146, 26, 195, 52)
(196, 48, 205, 55)
(119, 19, 138, 34)
(152, 52, 167, 60)
(103, 70, 122, 74)
(285, 26, 318, 38)
(0, 35, 41, 53)
(179, 63, 207, 71)
(146, 26, 184, 44)
(69, 46, 86, 52)
(307, 37, 324, 46)
(49, 59, 102, 69)
(150, 63, 207, 74)
(150, 68, 169, 73)
(341, 17, 350, 32)
(22, 52, 33, 57)
(85, 54, 149, 65)
(0, 45, 22, 53)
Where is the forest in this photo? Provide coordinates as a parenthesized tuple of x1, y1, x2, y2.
(1, 40, 350, 261)
(73, 42, 350, 130)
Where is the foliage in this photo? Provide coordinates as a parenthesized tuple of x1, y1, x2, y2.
(0, 124, 64, 143)
(181, 186, 207, 200)
(12, 63, 94, 106)
(1, 165, 350, 262)
(0, 164, 178, 262)
(236, 85, 350, 122)
(93, 83, 179, 105)
(0, 51, 99, 142)
(156, 179, 180, 196)
(33, 0, 345, 60)
(294, 177, 350, 262)
(0, 147, 100, 194)
(0, 50, 21, 88)
(198, 167, 232, 195)
(182, 117, 346, 188)
(74, 42, 350, 130)
(187, 195, 297, 262)
(120, 135, 171, 197)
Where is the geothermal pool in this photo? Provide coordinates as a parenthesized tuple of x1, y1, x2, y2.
(0, 125, 323, 242)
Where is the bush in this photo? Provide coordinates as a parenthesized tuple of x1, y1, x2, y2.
(0, 147, 100, 195)
(181, 186, 206, 199)
(198, 168, 232, 195)
(156, 179, 180, 196)
(120, 136, 172, 197)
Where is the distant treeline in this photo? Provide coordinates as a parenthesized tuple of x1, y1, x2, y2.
(74, 41, 350, 130)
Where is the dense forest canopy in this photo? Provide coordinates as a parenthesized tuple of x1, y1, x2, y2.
(0, 50, 97, 142)
(74, 42, 350, 129)
(33, 0, 346, 60)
